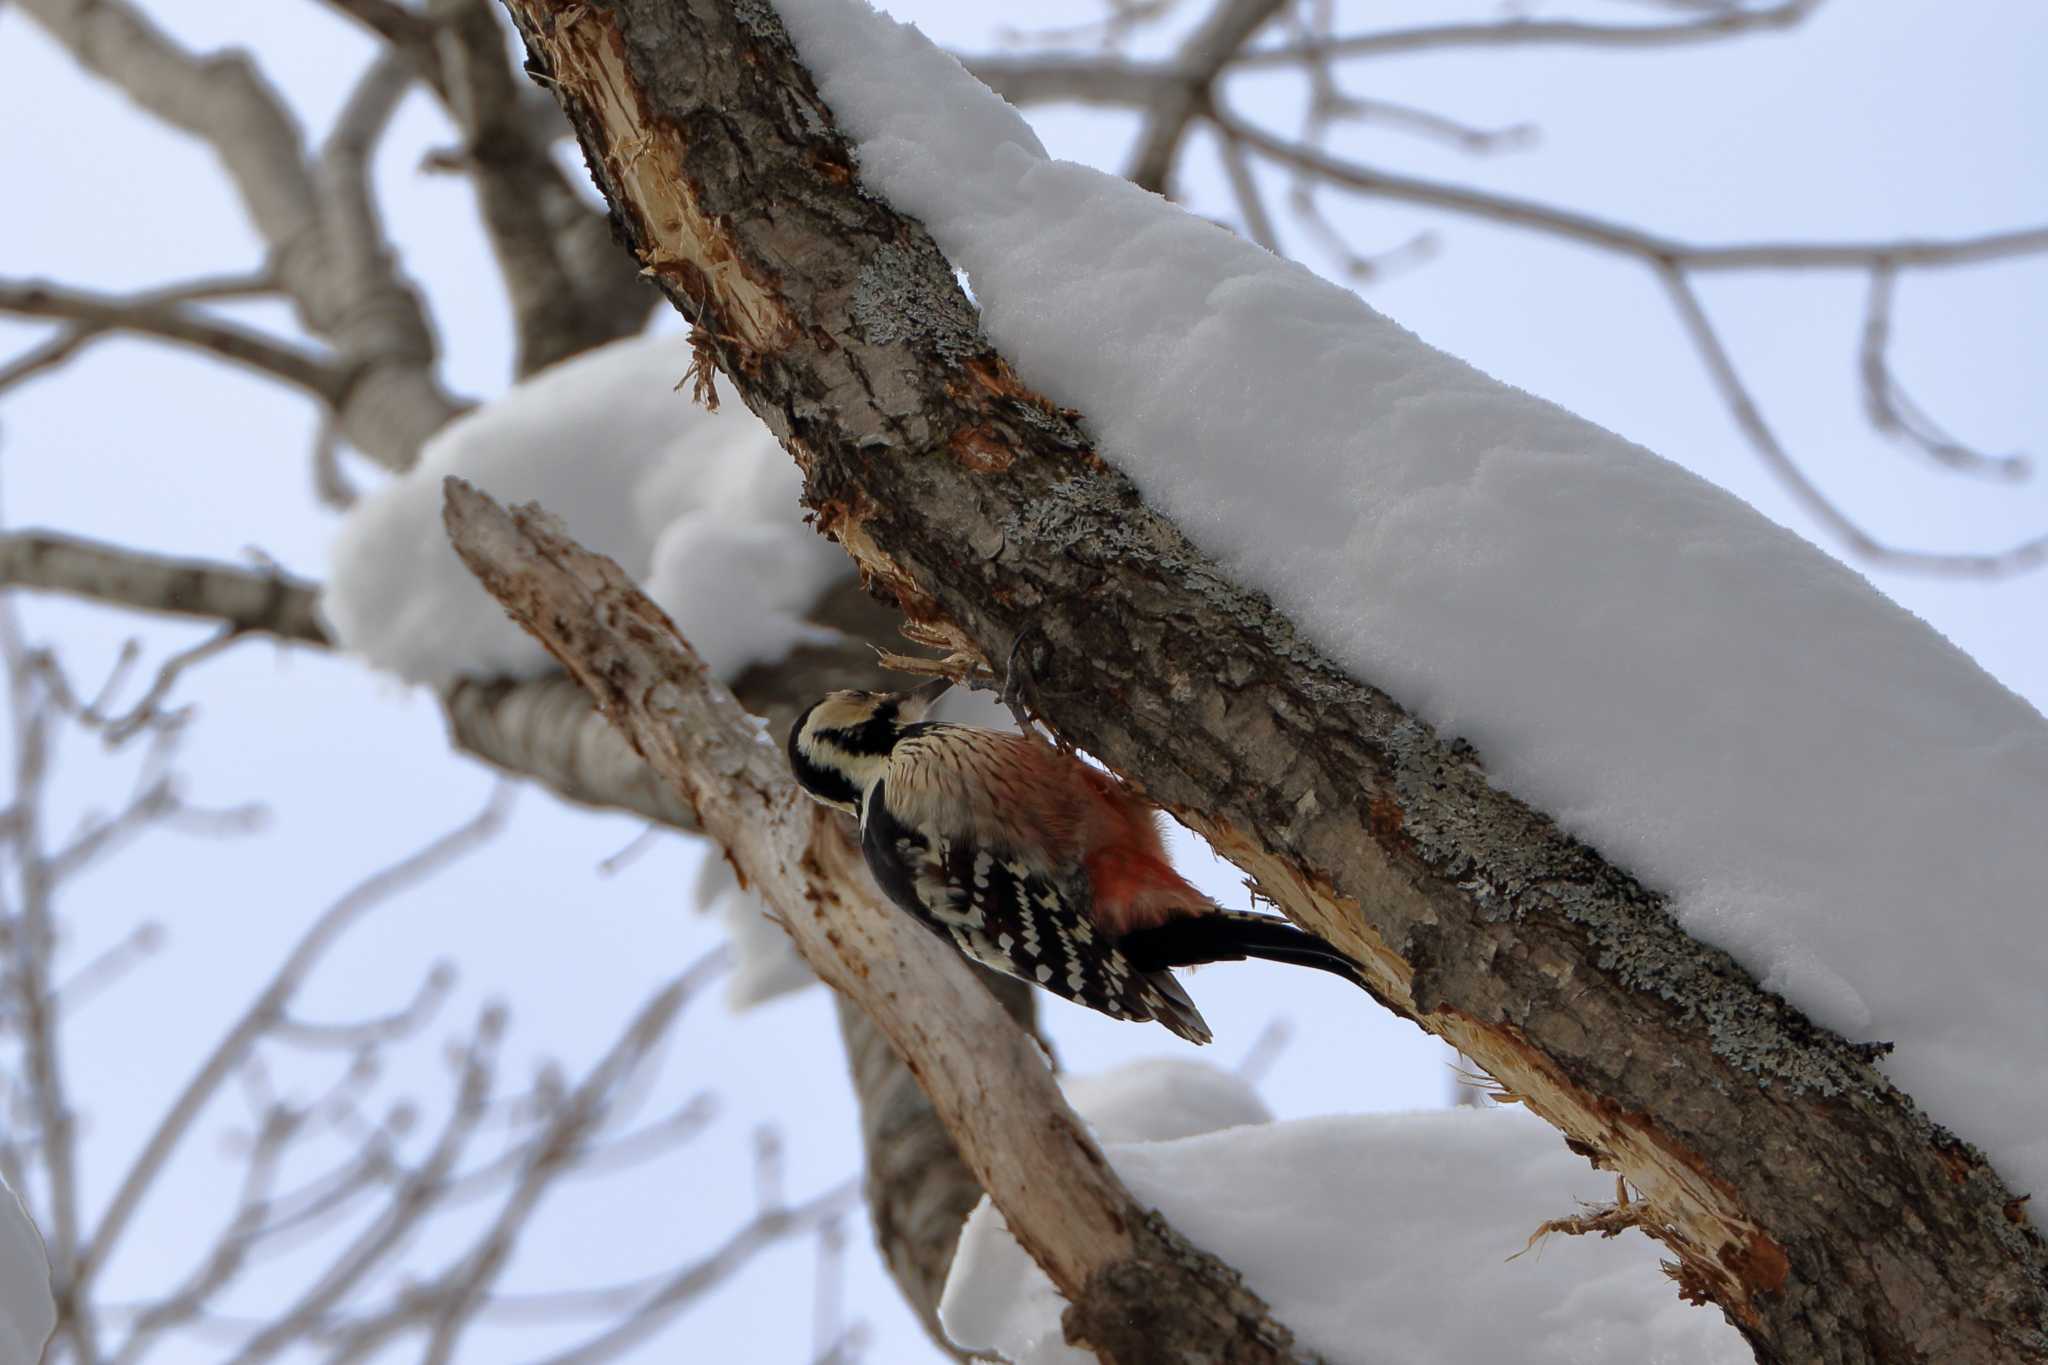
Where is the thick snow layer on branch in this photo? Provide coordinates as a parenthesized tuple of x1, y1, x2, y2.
(323, 334, 845, 686)
(940, 1064, 1747, 1364)
(0, 1173, 53, 1365)
(777, 0, 2048, 1197)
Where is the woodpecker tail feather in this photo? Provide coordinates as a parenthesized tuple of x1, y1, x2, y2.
(1139, 970, 1215, 1045)
(1120, 909, 1368, 991)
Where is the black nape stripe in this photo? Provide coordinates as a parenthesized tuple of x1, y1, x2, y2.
(828, 699, 902, 758)
(787, 701, 862, 809)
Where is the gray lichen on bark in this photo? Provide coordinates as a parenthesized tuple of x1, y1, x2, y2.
(852, 241, 986, 358)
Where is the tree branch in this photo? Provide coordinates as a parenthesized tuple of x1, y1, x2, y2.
(1216, 111, 2048, 272)
(442, 479, 1317, 1363)
(427, 0, 635, 374)
(0, 599, 100, 1362)
(1123, 0, 1286, 194)
(963, 1, 1823, 112)
(962, 54, 1184, 111)
(0, 280, 349, 402)
(1240, 0, 1823, 66)
(498, 1, 2048, 1359)
(0, 533, 329, 643)
(1213, 110, 2048, 574)
(316, 0, 441, 64)
(18, 0, 465, 469)
(77, 790, 510, 1295)
(1658, 264, 2048, 576)
(1857, 264, 2029, 481)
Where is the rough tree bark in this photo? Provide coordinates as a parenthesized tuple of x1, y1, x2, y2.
(443, 481, 1319, 1365)
(495, 1, 2048, 1361)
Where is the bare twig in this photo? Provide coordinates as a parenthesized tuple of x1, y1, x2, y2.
(1216, 113, 2048, 272)
(1233, 1016, 1291, 1086)
(310, 413, 361, 510)
(415, 952, 725, 1365)
(88, 626, 251, 745)
(514, 1181, 862, 1364)
(1210, 111, 2048, 570)
(78, 786, 512, 1295)
(595, 825, 662, 876)
(810, 1215, 852, 1365)
(0, 595, 97, 1363)
(1858, 265, 2028, 480)
(0, 280, 347, 401)
(221, 1004, 506, 1365)
(1241, 0, 1823, 66)
(1215, 126, 1279, 251)
(239, 1149, 390, 1254)
(996, 0, 1187, 52)
(109, 1108, 294, 1364)
(0, 328, 100, 398)
(963, 54, 1186, 111)
(966, 1, 1820, 105)
(1658, 265, 2048, 577)
(273, 961, 457, 1050)
(1309, 93, 1536, 155)
(48, 923, 164, 1017)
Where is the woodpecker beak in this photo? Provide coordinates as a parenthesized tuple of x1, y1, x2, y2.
(902, 676, 953, 720)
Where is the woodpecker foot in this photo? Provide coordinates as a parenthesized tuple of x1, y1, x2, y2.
(1000, 627, 1071, 751)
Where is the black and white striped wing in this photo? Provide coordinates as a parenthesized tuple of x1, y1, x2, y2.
(859, 777, 1211, 1043)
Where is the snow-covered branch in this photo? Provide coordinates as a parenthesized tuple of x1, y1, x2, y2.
(966, 0, 2045, 575)
(497, 0, 2048, 1359)
(440, 479, 1319, 1364)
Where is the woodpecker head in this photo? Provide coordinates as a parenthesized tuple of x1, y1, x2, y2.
(787, 680, 950, 814)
